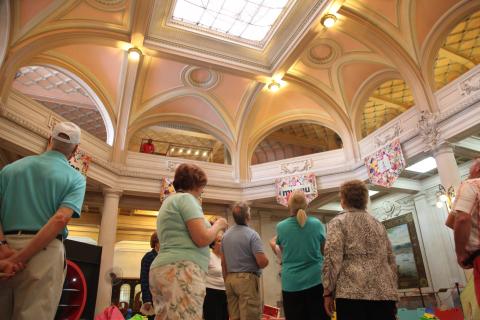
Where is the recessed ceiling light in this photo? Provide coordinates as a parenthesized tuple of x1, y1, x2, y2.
(405, 157, 437, 173)
(268, 80, 281, 92)
(128, 48, 141, 60)
(195, 150, 200, 156)
(187, 149, 192, 154)
(202, 151, 208, 157)
(321, 14, 337, 28)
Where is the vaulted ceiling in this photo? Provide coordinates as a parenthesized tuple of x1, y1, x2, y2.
(1, 0, 479, 168)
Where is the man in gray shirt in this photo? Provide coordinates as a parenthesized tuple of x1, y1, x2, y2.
(221, 202, 269, 320)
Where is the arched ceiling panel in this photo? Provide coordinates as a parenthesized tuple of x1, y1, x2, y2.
(144, 96, 229, 135)
(61, 1, 130, 26)
(341, 62, 388, 105)
(355, 0, 399, 27)
(248, 89, 333, 130)
(142, 57, 187, 103)
(415, 0, 463, 49)
(51, 44, 125, 110)
(18, 0, 54, 28)
(210, 73, 253, 121)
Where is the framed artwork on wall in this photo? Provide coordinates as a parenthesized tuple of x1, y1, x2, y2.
(383, 213, 428, 289)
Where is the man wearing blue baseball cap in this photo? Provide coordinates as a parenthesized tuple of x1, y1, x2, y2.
(0, 121, 86, 319)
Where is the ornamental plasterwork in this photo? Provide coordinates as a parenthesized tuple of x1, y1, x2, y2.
(167, 160, 182, 172)
(374, 123, 403, 148)
(417, 111, 440, 153)
(460, 73, 480, 96)
(181, 66, 221, 90)
(280, 159, 313, 174)
(85, 0, 127, 11)
(371, 196, 414, 222)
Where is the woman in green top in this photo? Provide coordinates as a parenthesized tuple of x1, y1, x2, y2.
(274, 191, 329, 320)
(149, 163, 227, 320)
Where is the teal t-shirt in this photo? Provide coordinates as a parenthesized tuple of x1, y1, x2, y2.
(276, 216, 326, 292)
(0, 151, 86, 238)
(151, 193, 211, 272)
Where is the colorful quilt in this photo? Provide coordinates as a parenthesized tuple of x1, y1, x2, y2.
(364, 139, 405, 187)
(69, 149, 91, 176)
(275, 173, 318, 207)
(160, 177, 175, 203)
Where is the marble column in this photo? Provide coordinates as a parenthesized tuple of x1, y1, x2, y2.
(95, 188, 122, 315)
(433, 144, 461, 190)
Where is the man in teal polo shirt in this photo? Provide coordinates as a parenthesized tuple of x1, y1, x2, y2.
(0, 122, 86, 320)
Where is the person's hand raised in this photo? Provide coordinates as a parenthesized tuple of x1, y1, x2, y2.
(214, 218, 228, 231)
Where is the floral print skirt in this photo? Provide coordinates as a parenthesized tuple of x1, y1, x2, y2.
(149, 260, 206, 320)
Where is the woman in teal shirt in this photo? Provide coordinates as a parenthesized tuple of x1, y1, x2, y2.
(149, 163, 227, 319)
(274, 191, 329, 320)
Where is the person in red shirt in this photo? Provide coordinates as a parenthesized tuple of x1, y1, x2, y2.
(141, 139, 155, 154)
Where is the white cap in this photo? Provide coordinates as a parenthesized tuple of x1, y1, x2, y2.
(52, 122, 81, 144)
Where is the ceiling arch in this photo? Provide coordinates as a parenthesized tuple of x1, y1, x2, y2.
(135, 88, 234, 141)
(420, 1, 480, 92)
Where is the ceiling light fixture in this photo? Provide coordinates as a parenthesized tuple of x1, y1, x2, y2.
(187, 149, 192, 154)
(128, 48, 142, 61)
(268, 80, 281, 92)
(202, 151, 208, 157)
(321, 14, 337, 28)
(179, 148, 184, 153)
(195, 150, 200, 156)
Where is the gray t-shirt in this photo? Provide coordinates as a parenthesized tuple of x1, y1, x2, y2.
(221, 224, 265, 276)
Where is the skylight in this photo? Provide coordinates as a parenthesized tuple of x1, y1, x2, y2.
(405, 157, 437, 173)
(172, 0, 290, 43)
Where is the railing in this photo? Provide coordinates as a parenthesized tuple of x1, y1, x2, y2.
(139, 138, 214, 162)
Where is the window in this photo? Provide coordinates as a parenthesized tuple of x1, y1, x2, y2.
(119, 284, 131, 303)
(172, 0, 291, 43)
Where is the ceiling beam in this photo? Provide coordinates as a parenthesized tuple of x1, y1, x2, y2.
(439, 48, 476, 69)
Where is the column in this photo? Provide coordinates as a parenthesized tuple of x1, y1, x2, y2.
(111, 49, 143, 162)
(95, 188, 122, 315)
(433, 144, 461, 190)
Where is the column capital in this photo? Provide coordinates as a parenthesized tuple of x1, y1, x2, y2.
(102, 187, 123, 197)
(433, 142, 455, 157)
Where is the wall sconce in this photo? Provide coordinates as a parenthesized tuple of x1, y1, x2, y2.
(436, 185, 455, 211)
(321, 14, 337, 28)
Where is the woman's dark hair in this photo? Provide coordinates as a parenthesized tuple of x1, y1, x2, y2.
(339, 180, 369, 210)
(150, 232, 159, 249)
(173, 163, 207, 191)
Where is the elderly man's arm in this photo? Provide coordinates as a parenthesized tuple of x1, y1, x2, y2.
(8, 207, 74, 264)
(454, 210, 472, 268)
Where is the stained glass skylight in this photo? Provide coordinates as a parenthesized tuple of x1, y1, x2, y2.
(172, 0, 291, 44)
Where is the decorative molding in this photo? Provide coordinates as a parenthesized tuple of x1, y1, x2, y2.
(460, 73, 480, 96)
(85, 0, 127, 11)
(374, 122, 402, 148)
(181, 66, 221, 90)
(371, 196, 415, 222)
(167, 160, 182, 172)
(417, 111, 440, 153)
(280, 159, 313, 174)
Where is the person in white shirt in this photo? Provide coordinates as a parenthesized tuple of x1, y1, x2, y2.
(203, 230, 228, 320)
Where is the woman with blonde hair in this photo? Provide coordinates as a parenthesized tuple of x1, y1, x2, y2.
(273, 190, 329, 320)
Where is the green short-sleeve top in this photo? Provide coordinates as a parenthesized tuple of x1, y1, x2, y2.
(151, 193, 210, 272)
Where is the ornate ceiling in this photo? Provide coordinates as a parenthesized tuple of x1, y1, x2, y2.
(0, 0, 479, 173)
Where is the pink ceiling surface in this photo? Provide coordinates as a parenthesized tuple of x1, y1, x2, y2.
(149, 96, 228, 134)
(52, 44, 124, 106)
(61, 1, 129, 25)
(293, 61, 332, 89)
(361, 0, 399, 26)
(341, 62, 387, 105)
(142, 57, 186, 103)
(210, 73, 253, 119)
(252, 88, 332, 127)
(415, 0, 463, 48)
(19, 0, 54, 28)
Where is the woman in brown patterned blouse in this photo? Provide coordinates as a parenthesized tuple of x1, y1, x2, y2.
(322, 180, 398, 320)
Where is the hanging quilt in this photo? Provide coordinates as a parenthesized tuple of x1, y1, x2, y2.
(160, 177, 176, 203)
(364, 138, 405, 187)
(69, 149, 91, 177)
(275, 173, 318, 207)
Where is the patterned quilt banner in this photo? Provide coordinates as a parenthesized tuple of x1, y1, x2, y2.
(364, 138, 405, 188)
(69, 149, 91, 177)
(160, 177, 176, 203)
(275, 173, 318, 207)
